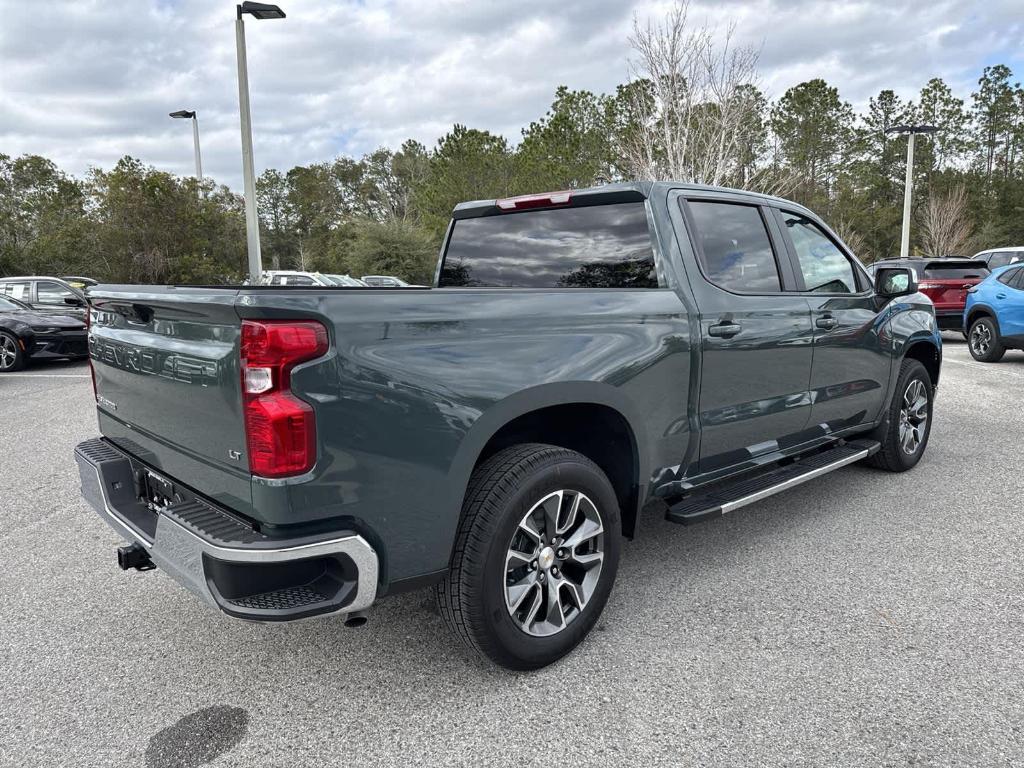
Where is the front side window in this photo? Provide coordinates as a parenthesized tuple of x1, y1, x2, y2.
(440, 202, 657, 288)
(686, 201, 781, 293)
(36, 281, 76, 304)
(781, 213, 858, 293)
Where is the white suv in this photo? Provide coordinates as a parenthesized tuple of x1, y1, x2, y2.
(973, 247, 1024, 269)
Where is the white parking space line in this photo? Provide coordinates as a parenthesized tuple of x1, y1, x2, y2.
(2, 374, 91, 378)
(943, 357, 1024, 378)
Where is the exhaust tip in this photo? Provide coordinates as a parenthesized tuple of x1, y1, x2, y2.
(344, 610, 369, 628)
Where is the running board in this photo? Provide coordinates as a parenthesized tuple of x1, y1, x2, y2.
(666, 439, 880, 526)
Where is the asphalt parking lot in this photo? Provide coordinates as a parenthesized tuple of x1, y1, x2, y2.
(2, 336, 1022, 767)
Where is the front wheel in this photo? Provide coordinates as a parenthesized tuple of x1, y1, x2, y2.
(867, 359, 933, 472)
(0, 332, 25, 372)
(968, 316, 1005, 362)
(437, 443, 621, 670)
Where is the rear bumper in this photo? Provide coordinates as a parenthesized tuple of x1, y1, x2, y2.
(74, 437, 379, 621)
(934, 310, 965, 331)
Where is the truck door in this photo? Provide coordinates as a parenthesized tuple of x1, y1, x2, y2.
(772, 208, 891, 433)
(673, 194, 815, 474)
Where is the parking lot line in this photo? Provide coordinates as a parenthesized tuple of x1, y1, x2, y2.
(943, 357, 1024, 378)
(2, 373, 91, 378)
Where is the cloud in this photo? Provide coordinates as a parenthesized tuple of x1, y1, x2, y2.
(1, 0, 1020, 189)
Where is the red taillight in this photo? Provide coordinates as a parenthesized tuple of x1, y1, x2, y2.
(495, 191, 572, 211)
(240, 320, 328, 478)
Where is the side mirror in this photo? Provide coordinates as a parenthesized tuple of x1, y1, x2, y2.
(64, 296, 86, 307)
(874, 267, 918, 298)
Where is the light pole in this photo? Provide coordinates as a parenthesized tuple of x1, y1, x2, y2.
(169, 110, 203, 194)
(235, 2, 286, 281)
(885, 124, 939, 259)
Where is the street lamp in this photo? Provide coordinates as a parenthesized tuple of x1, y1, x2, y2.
(884, 124, 939, 259)
(235, 2, 286, 281)
(169, 110, 203, 193)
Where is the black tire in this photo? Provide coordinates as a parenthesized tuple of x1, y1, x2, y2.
(0, 331, 25, 372)
(867, 358, 933, 472)
(967, 316, 1005, 362)
(437, 443, 621, 670)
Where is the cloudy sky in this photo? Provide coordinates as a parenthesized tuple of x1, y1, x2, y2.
(2, 0, 1021, 189)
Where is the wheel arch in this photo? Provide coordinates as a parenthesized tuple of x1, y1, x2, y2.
(903, 338, 941, 387)
(965, 304, 999, 333)
(447, 383, 649, 541)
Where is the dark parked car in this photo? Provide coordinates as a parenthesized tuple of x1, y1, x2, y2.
(868, 258, 989, 331)
(0, 295, 88, 371)
(0, 276, 89, 320)
(74, 182, 940, 669)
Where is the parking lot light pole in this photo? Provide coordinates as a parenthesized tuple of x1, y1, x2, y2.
(169, 110, 203, 195)
(885, 124, 939, 259)
(235, 2, 286, 281)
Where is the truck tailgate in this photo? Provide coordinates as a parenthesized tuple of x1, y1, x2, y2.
(88, 287, 253, 515)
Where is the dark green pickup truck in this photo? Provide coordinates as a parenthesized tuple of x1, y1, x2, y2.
(75, 182, 941, 669)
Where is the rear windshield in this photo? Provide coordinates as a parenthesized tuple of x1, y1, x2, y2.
(439, 203, 657, 288)
(922, 262, 989, 279)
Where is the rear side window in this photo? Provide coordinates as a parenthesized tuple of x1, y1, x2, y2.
(686, 201, 781, 293)
(922, 262, 989, 279)
(0, 282, 30, 300)
(997, 268, 1019, 285)
(439, 203, 657, 288)
(988, 252, 1012, 268)
(780, 212, 858, 293)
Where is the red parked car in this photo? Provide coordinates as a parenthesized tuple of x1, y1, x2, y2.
(868, 259, 990, 331)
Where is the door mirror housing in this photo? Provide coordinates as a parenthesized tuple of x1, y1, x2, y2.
(874, 267, 918, 298)
(64, 296, 86, 307)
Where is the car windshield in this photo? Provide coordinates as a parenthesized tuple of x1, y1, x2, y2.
(922, 262, 989, 279)
(0, 296, 30, 310)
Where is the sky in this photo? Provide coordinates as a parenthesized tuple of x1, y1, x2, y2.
(1, 0, 1022, 190)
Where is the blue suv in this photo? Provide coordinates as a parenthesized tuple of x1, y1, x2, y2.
(964, 264, 1024, 362)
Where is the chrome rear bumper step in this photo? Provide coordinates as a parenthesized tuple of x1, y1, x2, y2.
(666, 439, 880, 526)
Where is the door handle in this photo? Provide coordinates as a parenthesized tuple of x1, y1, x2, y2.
(997, 293, 1006, 300)
(708, 322, 742, 338)
(816, 315, 838, 330)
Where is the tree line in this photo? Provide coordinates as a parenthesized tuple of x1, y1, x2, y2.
(2, 5, 1021, 285)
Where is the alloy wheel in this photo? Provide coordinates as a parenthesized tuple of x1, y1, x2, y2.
(970, 322, 992, 356)
(0, 335, 17, 370)
(898, 378, 929, 455)
(503, 489, 605, 637)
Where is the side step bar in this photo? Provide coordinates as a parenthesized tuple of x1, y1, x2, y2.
(666, 439, 880, 526)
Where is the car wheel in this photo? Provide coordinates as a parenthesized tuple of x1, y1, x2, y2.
(867, 359, 933, 472)
(967, 316, 1005, 362)
(437, 443, 621, 670)
(0, 331, 25, 372)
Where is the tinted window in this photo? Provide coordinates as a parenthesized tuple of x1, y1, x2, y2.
(440, 203, 657, 288)
(922, 262, 989, 279)
(997, 268, 1019, 286)
(687, 201, 780, 292)
(36, 281, 75, 304)
(988, 252, 1012, 268)
(781, 212, 857, 293)
(0, 296, 27, 310)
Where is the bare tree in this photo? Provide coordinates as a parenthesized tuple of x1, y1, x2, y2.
(623, 0, 762, 186)
(918, 185, 973, 257)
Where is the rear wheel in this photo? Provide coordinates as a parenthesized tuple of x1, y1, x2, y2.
(867, 359, 933, 472)
(968, 316, 1005, 362)
(437, 443, 621, 670)
(0, 332, 25, 372)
